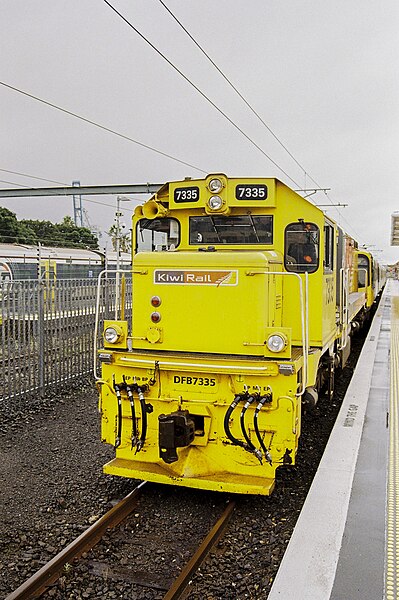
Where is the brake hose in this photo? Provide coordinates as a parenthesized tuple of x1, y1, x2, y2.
(136, 387, 147, 452)
(240, 396, 262, 463)
(125, 382, 138, 449)
(254, 395, 273, 465)
(223, 395, 248, 449)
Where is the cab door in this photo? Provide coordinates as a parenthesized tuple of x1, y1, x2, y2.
(322, 221, 336, 345)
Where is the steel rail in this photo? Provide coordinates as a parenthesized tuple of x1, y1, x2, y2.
(163, 499, 236, 600)
(5, 481, 147, 600)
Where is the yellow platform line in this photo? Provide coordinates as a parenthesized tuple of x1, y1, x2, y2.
(386, 293, 399, 600)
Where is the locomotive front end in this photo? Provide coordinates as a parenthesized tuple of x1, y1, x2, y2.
(96, 175, 308, 495)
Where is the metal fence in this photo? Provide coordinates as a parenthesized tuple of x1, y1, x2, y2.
(0, 277, 131, 409)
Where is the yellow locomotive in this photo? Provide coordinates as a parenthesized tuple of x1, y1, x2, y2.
(95, 174, 385, 495)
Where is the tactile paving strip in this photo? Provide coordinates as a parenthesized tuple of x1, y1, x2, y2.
(386, 294, 399, 600)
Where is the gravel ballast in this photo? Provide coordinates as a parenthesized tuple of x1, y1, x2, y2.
(0, 336, 364, 599)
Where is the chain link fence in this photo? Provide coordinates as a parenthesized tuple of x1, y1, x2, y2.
(0, 277, 131, 409)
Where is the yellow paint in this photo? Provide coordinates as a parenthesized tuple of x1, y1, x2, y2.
(132, 250, 286, 357)
(98, 174, 385, 495)
(386, 291, 399, 597)
(100, 354, 300, 495)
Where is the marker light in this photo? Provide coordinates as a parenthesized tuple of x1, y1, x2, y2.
(151, 312, 161, 323)
(266, 334, 287, 353)
(104, 326, 121, 344)
(151, 296, 162, 307)
(208, 178, 223, 193)
(207, 195, 223, 211)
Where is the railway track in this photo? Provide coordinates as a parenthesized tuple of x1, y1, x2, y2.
(5, 482, 235, 600)
(0, 324, 372, 600)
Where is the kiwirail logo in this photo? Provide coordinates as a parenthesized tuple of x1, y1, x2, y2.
(154, 269, 238, 286)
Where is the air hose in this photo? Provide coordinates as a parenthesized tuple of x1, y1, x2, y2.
(224, 394, 248, 450)
(240, 396, 262, 463)
(254, 394, 273, 465)
(136, 387, 147, 452)
(125, 382, 138, 449)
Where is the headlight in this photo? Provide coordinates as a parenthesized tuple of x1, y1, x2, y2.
(104, 326, 121, 344)
(208, 178, 223, 193)
(207, 195, 223, 210)
(266, 334, 287, 353)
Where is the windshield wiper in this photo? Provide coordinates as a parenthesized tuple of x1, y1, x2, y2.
(248, 214, 260, 243)
(209, 216, 222, 243)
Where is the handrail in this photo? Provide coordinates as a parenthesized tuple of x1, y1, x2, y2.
(339, 266, 368, 354)
(339, 268, 350, 351)
(93, 268, 128, 380)
(357, 267, 368, 289)
(246, 270, 309, 396)
(94, 268, 309, 394)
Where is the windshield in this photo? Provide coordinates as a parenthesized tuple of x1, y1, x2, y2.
(189, 215, 273, 245)
(136, 218, 180, 252)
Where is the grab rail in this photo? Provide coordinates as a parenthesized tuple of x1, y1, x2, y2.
(246, 271, 309, 396)
(94, 268, 309, 395)
(93, 269, 128, 380)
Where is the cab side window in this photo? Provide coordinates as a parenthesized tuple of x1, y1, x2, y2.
(324, 224, 334, 272)
(285, 222, 319, 273)
(136, 218, 180, 253)
(358, 254, 369, 288)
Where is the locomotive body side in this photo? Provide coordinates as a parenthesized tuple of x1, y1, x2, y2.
(97, 174, 382, 495)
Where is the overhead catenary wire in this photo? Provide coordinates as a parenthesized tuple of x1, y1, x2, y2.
(156, 0, 367, 241)
(0, 170, 138, 249)
(0, 171, 362, 245)
(0, 231, 100, 248)
(0, 80, 207, 175)
(1, 19, 347, 229)
(156, 0, 311, 180)
(0, 168, 361, 241)
(103, 0, 302, 189)
(0, 20, 357, 240)
(155, 0, 351, 225)
(0, 171, 139, 213)
(104, 0, 359, 239)
(0, 168, 66, 186)
(0, 179, 28, 188)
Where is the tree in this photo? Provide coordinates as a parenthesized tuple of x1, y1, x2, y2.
(20, 219, 58, 246)
(21, 216, 99, 249)
(0, 208, 99, 249)
(55, 216, 99, 249)
(0, 207, 37, 244)
(108, 223, 131, 253)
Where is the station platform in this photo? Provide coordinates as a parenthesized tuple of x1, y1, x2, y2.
(268, 278, 398, 600)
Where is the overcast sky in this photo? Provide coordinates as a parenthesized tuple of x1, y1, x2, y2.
(1, 0, 398, 261)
